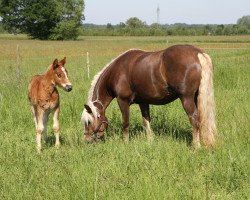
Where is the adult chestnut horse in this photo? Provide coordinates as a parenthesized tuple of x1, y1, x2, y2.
(82, 45, 216, 148)
(28, 57, 72, 152)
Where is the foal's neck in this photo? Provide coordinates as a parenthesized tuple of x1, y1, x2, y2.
(43, 66, 56, 94)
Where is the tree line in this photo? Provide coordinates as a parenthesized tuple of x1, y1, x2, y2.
(82, 16, 250, 37)
(0, 0, 249, 40)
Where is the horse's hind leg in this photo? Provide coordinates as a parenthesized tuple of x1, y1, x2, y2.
(180, 95, 200, 148)
(117, 98, 130, 143)
(139, 103, 154, 142)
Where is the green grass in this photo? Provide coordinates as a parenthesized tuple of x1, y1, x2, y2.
(0, 35, 249, 199)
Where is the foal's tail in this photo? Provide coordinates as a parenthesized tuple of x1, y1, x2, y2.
(197, 53, 217, 147)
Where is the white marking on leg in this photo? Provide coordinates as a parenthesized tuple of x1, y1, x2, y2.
(192, 127, 201, 149)
(143, 117, 154, 142)
(53, 108, 60, 148)
(36, 111, 44, 153)
(36, 133, 42, 153)
(31, 106, 37, 129)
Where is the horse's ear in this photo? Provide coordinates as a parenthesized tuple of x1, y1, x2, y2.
(59, 57, 66, 65)
(52, 59, 59, 69)
(84, 104, 92, 114)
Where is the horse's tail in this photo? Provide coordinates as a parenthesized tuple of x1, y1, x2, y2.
(197, 53, 217, 147)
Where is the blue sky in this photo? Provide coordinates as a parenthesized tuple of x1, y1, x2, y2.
(84, 0, 249, 25)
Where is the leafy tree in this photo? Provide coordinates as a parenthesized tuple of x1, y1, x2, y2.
(237, 15, 250, 28)
(118, 22, 126, 28)
(50, 0, 85, 40)
(126, 17, 146, 29)
(106, 23, 113, 29)
(0, 0, 84, 40)
(0, 0, 23, 33)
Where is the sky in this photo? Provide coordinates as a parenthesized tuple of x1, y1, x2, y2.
(84, 0, 249, 25)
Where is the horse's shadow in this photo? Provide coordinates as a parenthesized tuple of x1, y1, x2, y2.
(109, 122, 192, 146)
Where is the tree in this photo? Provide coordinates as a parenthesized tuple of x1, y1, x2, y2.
(50, 0, 85, 40)
(237, 15, 250, 28)
(0, 0, 84, 40)
(106, 23, 113, 29)
(0, 0, 23, 34)
(126, 17, 146, 29)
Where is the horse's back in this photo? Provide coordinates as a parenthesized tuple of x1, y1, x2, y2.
(108, 45, 203, 104)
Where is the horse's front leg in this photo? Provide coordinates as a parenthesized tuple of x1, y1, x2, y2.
(139, 103, 154, 142)
(117, 98, 130, 143)
(52, 106, 60, 148)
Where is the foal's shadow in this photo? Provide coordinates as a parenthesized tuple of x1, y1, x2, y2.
(46, 135, 66, 147)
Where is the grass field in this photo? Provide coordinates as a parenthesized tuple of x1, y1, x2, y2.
(0, 35, 249, 199)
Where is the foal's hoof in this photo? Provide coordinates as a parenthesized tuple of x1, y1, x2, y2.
(147, 134, 154, 144)
(55, 143, 60, 149)
(123, 137, 129, 144)
(192, 141, 201, 149)
(37, 147, 42, 154)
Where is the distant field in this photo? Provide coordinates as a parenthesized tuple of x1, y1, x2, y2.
(0, 35, 249, 199)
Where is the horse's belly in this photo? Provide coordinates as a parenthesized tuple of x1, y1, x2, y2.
(133, 86, 178, 105)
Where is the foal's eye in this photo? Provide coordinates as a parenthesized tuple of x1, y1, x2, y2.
(57, 73, 62, 78)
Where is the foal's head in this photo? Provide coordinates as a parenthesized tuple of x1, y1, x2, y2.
(51, 57, 72, 92)
(81, 104, 108, 143)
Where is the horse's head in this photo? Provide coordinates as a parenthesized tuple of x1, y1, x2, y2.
(52, 57, 72, 92)
(81, 103, 108, 143)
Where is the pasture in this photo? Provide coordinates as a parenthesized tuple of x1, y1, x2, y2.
(0, 35, 249, 199)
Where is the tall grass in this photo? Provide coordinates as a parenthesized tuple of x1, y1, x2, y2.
(0, 35, 249, 199)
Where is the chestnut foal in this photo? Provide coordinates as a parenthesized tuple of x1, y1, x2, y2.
(28, 57, 72, 152)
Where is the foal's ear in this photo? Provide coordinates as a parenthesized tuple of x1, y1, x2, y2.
(84, 104, 92, 114)
(52, 59, 59, 69)
(59, 57, 66, 65)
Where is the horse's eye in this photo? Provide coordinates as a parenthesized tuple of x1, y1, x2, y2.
(57, 73, 62, 78)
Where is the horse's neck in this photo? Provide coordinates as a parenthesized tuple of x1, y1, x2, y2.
(91, 81, 113, 114)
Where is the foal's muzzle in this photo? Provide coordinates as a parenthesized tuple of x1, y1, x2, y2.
(65, 85, 72, 92)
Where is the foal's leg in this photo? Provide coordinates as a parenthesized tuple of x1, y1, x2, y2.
(117, 98, 130, 143)
(36, 107, 45, 153)
(139, 103, 154, 142)
(43, 112, 49, 143)
(52, 107, 60, 148)
(30, 106, 37, 129)
(180, 95, 200, 148)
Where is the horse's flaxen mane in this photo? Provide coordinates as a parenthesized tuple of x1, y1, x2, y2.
(82, 49, 141, 124)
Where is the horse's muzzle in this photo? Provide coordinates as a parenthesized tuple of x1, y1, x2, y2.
(65, 85, 72, 92)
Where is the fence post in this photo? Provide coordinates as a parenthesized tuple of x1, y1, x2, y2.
(87, 52, 90, 79)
